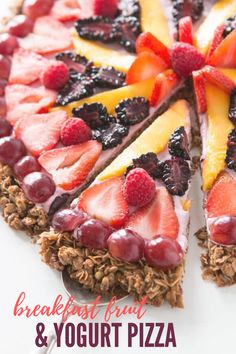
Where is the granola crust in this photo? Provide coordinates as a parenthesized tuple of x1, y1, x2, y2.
(0, 163, 49, 237)
(39, 230, 184, 308)
(195, 227, 236, 287)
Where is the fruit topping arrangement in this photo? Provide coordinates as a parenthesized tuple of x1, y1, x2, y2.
(171, 0, 204, 29)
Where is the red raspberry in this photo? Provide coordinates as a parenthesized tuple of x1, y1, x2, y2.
(123, 168, 156, 207)
(41, 61, 69, 90)
(170, 42, 205, 78)
(61, 118, 92, 146)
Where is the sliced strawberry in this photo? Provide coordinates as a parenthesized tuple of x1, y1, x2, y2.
(136, 32, 170, 66)
(78, 177, 128, 228)
(206, 171, 236, 218)
(126, 186, 179, 240)
(178, 16, 194, 45)
(207, 28, 236, 68)
(9, 48, 48, 85)
(192, 70, 207, 114)
(78, 0, 118, 18)
(206, 23, 225, 62)
(39, 140, 102, 190)
(14, 111, 67, 156)
(20, 16, 72, 54)
(51, 0, 81, 22)
(150, 70, 180, 107)
(202, 66, 236, 93)
(126, 52, 168, 85)
(5, 84, 57, 125)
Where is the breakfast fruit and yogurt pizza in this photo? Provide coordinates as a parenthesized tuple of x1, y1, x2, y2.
(0, 0, 236, 306)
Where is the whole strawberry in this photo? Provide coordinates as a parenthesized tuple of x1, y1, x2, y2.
(170, 42, 205, 78)
(61, 118, 92, 146)
(41, 61, 69, 90)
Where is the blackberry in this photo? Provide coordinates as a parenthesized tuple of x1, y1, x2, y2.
(75, 16, 120, 43)
(48, 194, 70, 217)
(93, 123, 129, 150)
(115, 16, 141, 52)
(56, 74, 94, 106)
(223, 14, 236, 38)
(229, 89, 236, 124)
(118, 0, 140, 19)
(92, 66, 126, 88)
(72, 103, 111, 129)
(168, 126, 190, 160)
(162, 157, 191, 196)
(55, 51, 93, 76)
(115, 97, 149, 126)
(225, 128, 236, 171)
(126, 152, 163, 178)
(172, 0, 204, 27)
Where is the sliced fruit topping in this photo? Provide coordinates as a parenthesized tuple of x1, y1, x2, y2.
(0, 137, 26, 167)
(92, 66, 126, 88)
(126, 186, 179, 240)
(178, 16, 194, 45)
(39, 141, 102, 190)
(202, 66, 236, 93)
(9, 49, 48, 85)
(73, 102, 110, 129)
(172, 0, 204, 28)
(207, 28, 236, 68)
(115, 96, 149, 125)
(144, 236, 183, 270)
(0, 97, 6, 118)
(20, 16, 72, 55)
(225, 128, 236, 170)
(0, 119, 12, 138)
(123, 167, 156, 207)
(126, 152, 162, 179)
(56, 52, 91, 75)
(210, 216, 236, 246)
(75, 219, 113, 250)
(192, 70, 207, 114)
(93, 123, 129, 150)
(162, 157, 191, 196)
(223, 13, 236, 38)
(14, 156, 41, 179)
(206, 23, 225, 61)
(61, 118, 92, 146)
(7, 15, 34, 38)
(41, 61, 69, 90)
(107, 229, 144, 262)
(206, 171, 236, 218)
(115, 16, 141, 53)
(23, 0, 54, 19)
(78, 0, 118, 18)
(50, 0, 81, 22)
(52, 208, 87, 232)
(78, 177, 128, 228)
(22, 172, 56, 203)
(5, 84, 57, 125)
(150, 70, 180, 107)
(0, 33, 19, 55)
(170, 42, 205, 79)
(0, 55, 11, 80)
(118, 0, 140, 18)
(136, 32, 170, 65)
(14, 111, 67, 157)
(75, 17, 119, 43)
(0, 79, 7, 97)
(56, 74, 94, 106)
(126, 52, 168, 85)
(229, 89, 236, 124)
(168, 126, 190, 160)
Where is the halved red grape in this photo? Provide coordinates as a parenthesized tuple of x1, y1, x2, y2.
(75, 219, 113, 249)
(0, 97, 7, 118)
(107, 229, 144, 262)
(22, 172, 56, 203)
(0, 79, 7, 96)
(0, 137, 26, 167)
(0, 33, 19, 55)
(144, 236, 183, 270)
(210, 216, 236, 245)
(52, 208, 87, 232)
(0, 119, 12, 138)
(14, 155, 41, 179)
(7, 15, 34, 38)
(23, 0, 54, 19)
(0, 55, 11, 80)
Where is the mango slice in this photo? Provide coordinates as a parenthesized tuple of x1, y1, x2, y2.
(51, 78, 155, 116)
(97, 100, 189, 180)
(196, 0, 236, 55)
(139, 0, 173, 47)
